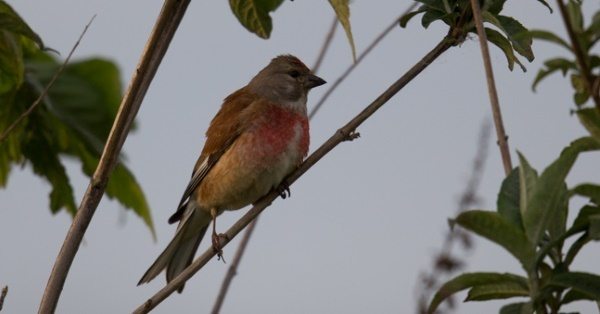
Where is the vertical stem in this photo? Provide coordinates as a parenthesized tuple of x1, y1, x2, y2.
(468, 0, 512, 175)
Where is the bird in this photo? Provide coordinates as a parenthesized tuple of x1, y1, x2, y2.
(138, 55, 326, 292)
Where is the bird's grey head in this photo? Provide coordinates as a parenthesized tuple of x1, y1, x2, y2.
(247, 55, 326, 110)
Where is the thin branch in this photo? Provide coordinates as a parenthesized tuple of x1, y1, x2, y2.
(0, 16, 96, 144)
(133, 35, 457, 314)
(37, 1, 191, 313)
(556, 0, 600, 110)
(0, 286, 7, 312)
(308, 2, 419, 119)
(311, 16, 337, 74)
(468, 0, 512, 175)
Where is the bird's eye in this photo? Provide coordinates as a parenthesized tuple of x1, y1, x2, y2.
(288, 70, 300, 78)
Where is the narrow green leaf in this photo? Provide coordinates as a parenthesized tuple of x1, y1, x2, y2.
(421, 9, 446, 28)
(428, 272, 528, 314)
(0, 1, 46, 49)
(562, 288, 596, 305)
(485, 0, 507, 15)
(465, 282, 529, 301)
(328, 0, 356, 61)
(485, 27, 526, 72)
(524, 137, 600, 246)
(228, 0, 284, 39)
(482, 13, 534, 61)
(530, 30, 571, 51)
(566, 0, 584, 33)
(517, 152, 538, 221)
(0, 30, 23, 93)
(548, 182, 568, 243)
(576, 108, 600, 143)
(499, 302, 533, 314)
(589, 214, 600, 240)
(534, 0, 553, 13)
(571, 184, 600, 204)
(532, 68, 559, 92)
(497, 167, 524, 229)
(399, 6, 427, 28)
(544, 58, 577, 75)
(550, 272, 600, 300)
(455, 210, 535, 266)
(572, 205, 600, 228)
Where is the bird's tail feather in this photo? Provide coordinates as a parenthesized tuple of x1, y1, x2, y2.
(138, 204, 211, 292)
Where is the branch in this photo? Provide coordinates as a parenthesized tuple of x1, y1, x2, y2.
(0, 286, 7, 312)
(311, 16, 337, 75)
(133, 35, 456, 314)
(37, 1, 191, 313)
(556, 0, 600, 110)
(0, 16, 95, 144)
(468, 0, 513, 175)
(308, 2, 419, 119)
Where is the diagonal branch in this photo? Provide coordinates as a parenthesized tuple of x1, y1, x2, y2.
(556, 0, 600, 110)
(133, 34, 456, 314)
(0, 16, 95, 144)
(37, 1, 191, 313)
(468, 0, 513, 175)
(0, 286, 7, 312)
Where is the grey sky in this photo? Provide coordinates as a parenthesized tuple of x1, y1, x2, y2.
(2, 1, 599, 313)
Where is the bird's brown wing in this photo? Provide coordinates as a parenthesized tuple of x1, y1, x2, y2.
(168, 89, 257, 224)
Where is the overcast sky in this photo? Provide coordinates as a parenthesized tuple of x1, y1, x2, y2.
(2, 1, 599, 313)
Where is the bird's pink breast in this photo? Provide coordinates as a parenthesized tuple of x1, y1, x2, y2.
(251, 105, 309, 159)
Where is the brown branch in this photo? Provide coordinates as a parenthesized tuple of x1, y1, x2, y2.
(311, 16, 337, 74)
(133, 35, 456, 314)
(37, 1, 191, 313)
(556, 0, 600, 110)
(0, 286, 7, 312)
(308, 2, 419, 119)
(468, 0, 512, 175)
(0, 16, 96, 144)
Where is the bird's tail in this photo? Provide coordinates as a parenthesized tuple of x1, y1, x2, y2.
(138, 203, 211, 292)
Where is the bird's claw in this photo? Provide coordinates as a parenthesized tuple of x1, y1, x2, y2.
(212, 233, 229, 263)
(277, 181, 291, 199)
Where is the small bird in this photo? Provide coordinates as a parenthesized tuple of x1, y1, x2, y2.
(138, 55, 326, 291)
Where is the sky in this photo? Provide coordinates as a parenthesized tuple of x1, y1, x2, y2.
(1, 1, 599, 313)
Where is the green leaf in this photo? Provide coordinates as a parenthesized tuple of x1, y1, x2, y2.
(497, 167, 524, 229)
(548, 182, 568, 243)
(572, 205, 600, 228)
(228, 0, 284, 39)
(589, 214, 600, 240)
(327, 0, 356, 62)
(485, 27, 526, 72)
(455, 210, 535, 266)
(562, 288, 597, 305)
(531, 58, 577, 91)
(523, 137, 600, 246)
(421, 9, 446, 28)
(415, 0, 449, 13)
(428, 272, 528, 313)
(517, 152, 538, 220)
(576, 108, 600, 143)
(566, 0, 584, 34)
(399, 6, 428, 28)
(485, 0, 507, 15)
(550, 272, 600, 300)
(465, 282, 529, 301)
(483, 13, 534, 61)
(534, 0, 553, 13)
(530, 30, 571, 51)
(0, 30, 23, 93)
(499, 302, 533, 314)
(0, 0, 46, 49)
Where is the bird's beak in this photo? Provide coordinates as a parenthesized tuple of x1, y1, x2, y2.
(306, 74, 326, 89)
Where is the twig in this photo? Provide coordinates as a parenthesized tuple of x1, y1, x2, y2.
(0, 286, 7, 312)
(416, 120, 491, 314)
(133, 35, 456, 314)
(556, 0, 600, 110)
(210, 14, 339, 313)
(0, 16, 96, 144)
(211, 217, 259, 314)
(468, 0, 512, 175)
(308, 2, 419, 119)
(38, 1, 191, 313)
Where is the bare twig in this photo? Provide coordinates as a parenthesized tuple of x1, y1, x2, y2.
(556, 0, 600, 109)
(308, 2, 419, 119)
(211, 217, 259, 314)
(133, 35, 457, 314)
(311, 17, 337, 74)
(38, 1, 191, 313)
(416, 120, 491, 314)
(0, 16, 96, 143)
(468, 0, 512, 175)
(0, 286, 7, 312)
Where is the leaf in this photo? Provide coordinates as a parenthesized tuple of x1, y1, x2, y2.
(0, 30, 23, 93)
(0, 0, 46, 49)
(499, 302, 533, 314)
(562, 288, 597, 305)
(534, 0, 553, 13)
(421, 9, 447, 28)
(483, 13, 534, 61)
(531, 58, 577, 91)
(523, 137, 600, 246)
(228, 0, 284, 39)
(566, 0, 583, 34)
(455, 210, 535, 266)
(517, 152, 538, 220)
(399, 6, 428, 28)
(576, 108, 600, 143)
(427, 272, 528, 313)
(572, 205, 600, 228)
(589, 214, 600, 240)
(485, 0, 507, 15)
(530, 30, 571, 51)
(497, 167, 524, 229)
(550, 272, 600, 300)
(485, 27, 526, 72)
(328, 0, 356, 62)
(465, 282, 529, 301)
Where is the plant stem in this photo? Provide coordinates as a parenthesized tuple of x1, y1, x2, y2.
(37, 1, 191, 313)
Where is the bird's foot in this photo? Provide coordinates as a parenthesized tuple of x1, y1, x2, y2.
(277, 180, 291, 199)
(212, 233, 229, 263)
